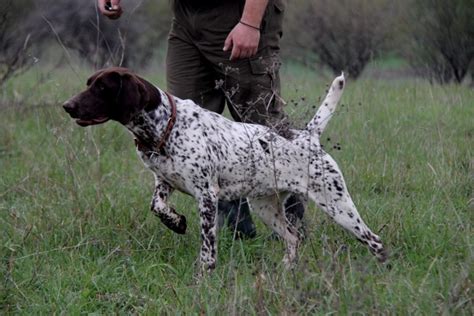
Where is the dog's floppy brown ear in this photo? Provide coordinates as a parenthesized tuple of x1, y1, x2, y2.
(110, 71, 161, 124)
(86, 70, 103, 86)
(133, 75, 161, 112)
(110, 72, 141, 124)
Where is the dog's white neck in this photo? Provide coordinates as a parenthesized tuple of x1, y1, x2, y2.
(126, 89, 173, 148)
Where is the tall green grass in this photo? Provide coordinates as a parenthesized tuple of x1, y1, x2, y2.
(1, 63, 473, 314)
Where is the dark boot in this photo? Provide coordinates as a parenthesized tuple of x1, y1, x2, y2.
(218, 198, 256, 239)
(284, 194, 306, 238)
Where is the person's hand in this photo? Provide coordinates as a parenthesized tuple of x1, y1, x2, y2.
(223, 22, 260, 61)
(97, 0, 123, 20)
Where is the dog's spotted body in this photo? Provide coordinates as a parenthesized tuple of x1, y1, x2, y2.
(63, 68, 387, 271)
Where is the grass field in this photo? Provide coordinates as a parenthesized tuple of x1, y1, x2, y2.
(1, 61, 473, 314)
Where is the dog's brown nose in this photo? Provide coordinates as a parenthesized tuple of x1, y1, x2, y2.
(62, 101, 75, 114)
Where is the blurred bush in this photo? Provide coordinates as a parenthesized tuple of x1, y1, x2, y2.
(0, 0, 36, 86)
(34, 0, 171, 68)
(1, 0, 472, 85)
(1, 0, 171, 87)
(405, 0, 474, 84)
(283, 0, 397, 79)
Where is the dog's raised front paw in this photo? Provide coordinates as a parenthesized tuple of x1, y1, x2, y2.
(158, 212, 187, 234)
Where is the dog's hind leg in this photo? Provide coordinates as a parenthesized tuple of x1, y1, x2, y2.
(249, 194, 301, 268)
(197, 188, 219, 272)
(308, 155, 388, 262)
(151, 176, 187, 234)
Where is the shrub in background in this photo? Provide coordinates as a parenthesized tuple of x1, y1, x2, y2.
(284, 0, 395, 79)
(0, 0, 36, 86)
(35, 0, 171, 69)
(406, 0, 474, 84)
(0, 0, 171, 82)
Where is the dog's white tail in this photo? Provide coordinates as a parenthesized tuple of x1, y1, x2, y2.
(306, 73, 345, 136)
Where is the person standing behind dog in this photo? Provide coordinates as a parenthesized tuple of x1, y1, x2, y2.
(97, 0, 304, 238)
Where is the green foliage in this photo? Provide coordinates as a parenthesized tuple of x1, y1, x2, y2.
(1, 64, 473, 313)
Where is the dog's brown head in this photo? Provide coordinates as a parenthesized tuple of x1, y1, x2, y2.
(63, 67, 161, 126)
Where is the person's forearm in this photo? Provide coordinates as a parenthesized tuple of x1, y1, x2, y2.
(240, 0, 269, 29)
(223, 0, 270, 59)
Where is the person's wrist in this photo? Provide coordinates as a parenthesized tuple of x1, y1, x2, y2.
(239, 20, 260, 31)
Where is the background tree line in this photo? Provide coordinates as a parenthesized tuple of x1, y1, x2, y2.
(1, 0, 473, 86)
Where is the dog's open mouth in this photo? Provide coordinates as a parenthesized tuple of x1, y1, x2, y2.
(76, 117, 110, 126)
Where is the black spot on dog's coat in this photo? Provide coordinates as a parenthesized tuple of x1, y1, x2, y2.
(258, 139, 270, 154)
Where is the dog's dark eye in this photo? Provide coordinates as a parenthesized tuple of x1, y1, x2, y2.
(95, 82, 106, 92)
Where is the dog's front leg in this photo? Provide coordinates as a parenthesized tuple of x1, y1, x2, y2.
(151, 177, 187, 234)
(197, 190, 219, 272)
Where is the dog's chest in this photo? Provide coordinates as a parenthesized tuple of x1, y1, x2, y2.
(136, 137, 214, 194)
(135, 147, 188, 190)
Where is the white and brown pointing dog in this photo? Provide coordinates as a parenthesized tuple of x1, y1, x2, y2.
(63, 67, 387, 271)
